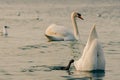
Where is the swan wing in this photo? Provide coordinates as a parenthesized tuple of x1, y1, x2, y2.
(45, 24, 74, 41)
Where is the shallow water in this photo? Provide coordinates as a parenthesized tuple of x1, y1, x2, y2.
(0, 0, 120, 80)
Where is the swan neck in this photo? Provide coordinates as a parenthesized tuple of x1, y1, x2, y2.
(71, 15, 79, 40)
(65, 61, 73, 70)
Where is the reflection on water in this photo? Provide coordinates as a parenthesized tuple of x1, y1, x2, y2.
(63, 70, 105, 80)
(28, 64, 105, 80)
(46, 65, 105, 80)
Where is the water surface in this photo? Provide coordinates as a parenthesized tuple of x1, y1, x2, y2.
(0, 0, 120, 80)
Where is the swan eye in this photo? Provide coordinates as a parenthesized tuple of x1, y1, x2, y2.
(4, 26, 8, 28)
(77, 13, 81, 17)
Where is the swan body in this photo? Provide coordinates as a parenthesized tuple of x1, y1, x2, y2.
(0, 26, 8, 36)
(45, 12, 84, 41)
(45, 24, 75, 41)
(74, 25, 105, 71)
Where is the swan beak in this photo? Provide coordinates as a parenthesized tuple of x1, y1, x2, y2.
(79, 16, 84, 20)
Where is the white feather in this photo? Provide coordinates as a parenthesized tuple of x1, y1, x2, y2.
(74, 25, 105, 71)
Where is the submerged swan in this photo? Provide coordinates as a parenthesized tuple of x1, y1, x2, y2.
(45, 12, 84, 41)
(0, 26, 8, 36)
(64, 25, 105, 71)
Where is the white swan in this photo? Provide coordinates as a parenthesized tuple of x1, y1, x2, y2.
(0, 26, 8, 36)
(45, 12, 84, 41)
(74, 25, 105, 71)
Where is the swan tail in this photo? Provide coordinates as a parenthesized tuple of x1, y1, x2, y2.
(87, 24, 98, 45)
(91, 24, 98, 39)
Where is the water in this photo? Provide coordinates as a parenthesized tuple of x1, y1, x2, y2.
(0, 0, 120, 80)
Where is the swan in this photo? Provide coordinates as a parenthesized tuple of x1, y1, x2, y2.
(0, 26, 8, 36)
(63, 25, 105, 71)
(45, 12, 84, 41)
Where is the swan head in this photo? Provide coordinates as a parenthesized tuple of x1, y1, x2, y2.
(77, 13, 84, 20)
(71, 12, 84, 20)
(70, 59, 74, 63)
(4, 26, 8, 28)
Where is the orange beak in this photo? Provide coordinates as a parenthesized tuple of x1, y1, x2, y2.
(79, 16, 84, 20)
